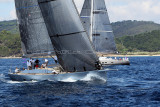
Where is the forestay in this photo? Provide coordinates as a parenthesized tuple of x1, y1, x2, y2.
(38, 0, 100, 72)
(15, 0, 54, 56)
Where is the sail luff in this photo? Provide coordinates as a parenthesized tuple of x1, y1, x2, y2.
(38, 0, 100, 72)
(14, 0, 54, 56)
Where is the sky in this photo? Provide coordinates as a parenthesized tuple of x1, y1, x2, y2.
(0, 0, 160, 23)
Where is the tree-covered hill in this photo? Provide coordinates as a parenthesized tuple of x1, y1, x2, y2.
(112, 20, 160, 37)
(1, 20, 160, 56)
(1, 20, 160, 37)
(0, 20, 18, 34)
(116, 30, 160, 53)
(0, 30, 21, 57)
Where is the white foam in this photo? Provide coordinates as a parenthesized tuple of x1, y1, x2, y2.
(61, 78, 77, 82)
(0, 73, 4, 77)
(6, 80, 38, 84)
(81, 72, 107, 82)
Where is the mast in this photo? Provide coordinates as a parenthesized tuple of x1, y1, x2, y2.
(90, 0, 94, 42)
(38, 0, 100, 72)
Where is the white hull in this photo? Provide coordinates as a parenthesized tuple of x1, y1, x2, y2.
(8, 69, 107, 82)
(99, 57, 130, 65)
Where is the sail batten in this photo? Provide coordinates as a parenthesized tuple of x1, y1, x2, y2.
(15, 0, 54, 56)
(38, 0, 99, 72)
(50, 31, 86, 37)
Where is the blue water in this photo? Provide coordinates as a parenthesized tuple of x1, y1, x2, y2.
(0, 57, 160, 107)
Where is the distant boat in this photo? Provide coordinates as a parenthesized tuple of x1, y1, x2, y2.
(80, 0, 130, 65)
(9, 0, 108, 81)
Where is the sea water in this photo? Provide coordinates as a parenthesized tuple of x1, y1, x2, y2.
(0, 57, 160, 106)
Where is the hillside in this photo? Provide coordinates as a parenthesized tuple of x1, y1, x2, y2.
(1, 20, 160, 56)
(116, 30, 160, 53)
(0, 30, 21, 57)
(0, 20, 18, 34)
(112, 20, 160, 37)
(1, 20, 160, 37)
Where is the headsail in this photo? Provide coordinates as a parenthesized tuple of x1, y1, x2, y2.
(15, 0, 54, 56)
(38, 0, 100, 72)
(81, 0, 117, 53)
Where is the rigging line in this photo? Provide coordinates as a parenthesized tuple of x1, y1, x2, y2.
(50, 31, 86, 37)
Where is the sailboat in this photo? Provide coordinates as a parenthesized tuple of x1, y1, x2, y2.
(80, 0, 130, 65)
(9, 0, 108, 81)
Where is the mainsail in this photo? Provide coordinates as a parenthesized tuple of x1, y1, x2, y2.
(15, 0, 54, 56)
(80, 0, 92, 40)
(81, 0, 117, 53)
(38, 0, 100, 72)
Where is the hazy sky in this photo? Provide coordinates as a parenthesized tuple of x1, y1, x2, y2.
(0, 0, 160, 23)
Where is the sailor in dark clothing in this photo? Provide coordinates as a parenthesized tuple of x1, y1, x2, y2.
(35, 59, 40, 69)
(95, 61, 102, 70)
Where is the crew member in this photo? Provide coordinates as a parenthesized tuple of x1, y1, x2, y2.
(27, 60, 32, 70)
(15, 67, 20, 73)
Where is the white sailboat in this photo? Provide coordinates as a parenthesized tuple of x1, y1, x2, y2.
(80, 0, 130, 65)
(9, 0, 108, 81)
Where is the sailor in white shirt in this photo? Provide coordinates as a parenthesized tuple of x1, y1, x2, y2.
(15, 67, 20, 73)
(41, 59, 49, 68)
(27, 60, 32, 70)
(44, 59, 49, 66)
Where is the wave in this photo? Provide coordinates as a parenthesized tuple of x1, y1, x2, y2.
(81, 72, 107, 82)
(5, 80, 38, 84)
(61, 78, 78, 82)
(59, 72, 107, 83)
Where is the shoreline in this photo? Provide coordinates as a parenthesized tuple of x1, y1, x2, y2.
(1, 54, 160, 59)
(0, 56, 21, 59)
(99, 53, 160, 57)
(99, 54, 160, 57)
